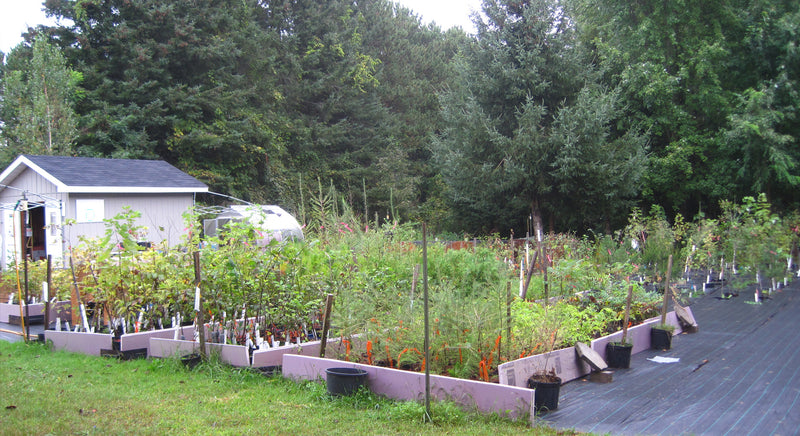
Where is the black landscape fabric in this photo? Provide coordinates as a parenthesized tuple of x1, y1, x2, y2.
(542, 278, 800, 436)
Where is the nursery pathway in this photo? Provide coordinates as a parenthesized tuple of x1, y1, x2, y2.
(542, 279, 800, 435)
(0, 322, 43, 342)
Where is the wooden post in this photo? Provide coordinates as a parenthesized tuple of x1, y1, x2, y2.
(44, 255, 52, 331)
(423, 222, 431, 422)
(621, 284, 633, 344)
(318, 294, 334, 358)
(193, 252, 206, 358)
(68, 249, 81, 327)
(542, 244, 549, 305)
(410, 264, 420, 307)
(660, 255, 673, 325)
(520, 250, 538, 299)
(22, 209, 30, 341)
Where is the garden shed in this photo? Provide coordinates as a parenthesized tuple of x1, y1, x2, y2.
(0, 155, 208, 270)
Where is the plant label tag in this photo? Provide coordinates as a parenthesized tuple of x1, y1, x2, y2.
(194, 287, 201, 312)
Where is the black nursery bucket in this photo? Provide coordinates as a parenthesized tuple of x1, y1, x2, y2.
(527, 378, 561, 412)
(325, 367, 368, 396)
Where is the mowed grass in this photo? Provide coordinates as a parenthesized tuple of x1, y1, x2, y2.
(0, 341, 576, 435)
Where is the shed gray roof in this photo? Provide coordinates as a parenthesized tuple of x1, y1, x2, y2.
(0, 155, 208, 194)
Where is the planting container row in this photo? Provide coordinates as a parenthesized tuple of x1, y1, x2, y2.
(0, 301, 71, 324)
(498, 310, 688, 387)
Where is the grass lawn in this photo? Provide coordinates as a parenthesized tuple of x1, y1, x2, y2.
(0, 341, 576, 435)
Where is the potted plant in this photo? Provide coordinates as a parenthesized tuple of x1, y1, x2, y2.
(525, 306, 562, 412)
(606, 283, 634, 368)
(651, 254, 676, 350)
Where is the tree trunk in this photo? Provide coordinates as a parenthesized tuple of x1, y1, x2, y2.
(531, 197, 544, 242)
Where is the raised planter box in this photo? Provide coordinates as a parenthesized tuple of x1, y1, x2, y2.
(282, 354, 535, 420)
(251, 336, 343, 367)
(498, 309, 689, 387)
(0, 301, 71, 324)
(45, 330, 112, 356)
(44, 324, 196, 357)
(149, 337, 250, 367)
(119, 325, 195, 355)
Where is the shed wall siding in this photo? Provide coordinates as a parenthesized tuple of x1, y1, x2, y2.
(0, 168, 67, 270)
(0, 168, 63, 204)
(64, 193, 193, 248)
(0, 168, 195, 269)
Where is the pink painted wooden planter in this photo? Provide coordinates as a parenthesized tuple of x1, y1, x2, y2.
(498, 309, 690, 387)
(283, 354, 535, 420)
(45, 330, 111, 355)
(119, 325, 195, 354)
(0, 301, 70, 323)
(44, 324, 195, 356)
(149, 337, 250, 367)
(251, 336, 343, 367)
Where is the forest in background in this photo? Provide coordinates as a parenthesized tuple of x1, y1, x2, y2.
(1, 0, 798, 237)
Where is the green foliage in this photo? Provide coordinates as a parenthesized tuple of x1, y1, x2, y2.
(432, 0, 646, 235)
(718, 194, 794, 290)
(0, 34, 81, 162)
(0, 340, 540, 434)
(0, 259, 72, 303)
(511, 300, 617, 352)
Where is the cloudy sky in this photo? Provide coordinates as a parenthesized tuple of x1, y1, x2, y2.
(1, 0, 483, 55)
(396, 0, 482, 32)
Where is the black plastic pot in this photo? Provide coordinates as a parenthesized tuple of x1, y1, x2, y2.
(180, 352, 202, 369)
(325, 367, 368, 396)
(256, 365, 281, 377)
(651, 327, 673, 350)
(606, 342, 633, 369)
(527, 375, 562, 412)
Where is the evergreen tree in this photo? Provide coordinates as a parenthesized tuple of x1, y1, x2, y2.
(433, 0, 645, 235)
(44, 0, 285, 201)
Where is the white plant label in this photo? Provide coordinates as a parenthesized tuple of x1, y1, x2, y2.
(194, 287, 201, 312)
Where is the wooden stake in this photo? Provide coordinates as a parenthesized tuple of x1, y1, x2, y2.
(505, 281, 511, 360)
(23, 209, 29, 341)
(542, 244, 549, 305)
(622, 284, 633, 344)
(45, 255, 52, 333)
(318, 294, 334, 358)
(423, 222, 431, 423)
(68, 249, 82, 327)
(661, 255, 673, 325)
(193, 252, 206, 358)
(410, 264, 420, 308)
(520, 250, 538, 299)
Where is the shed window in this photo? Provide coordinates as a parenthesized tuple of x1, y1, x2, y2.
(76, 199, 104, 223)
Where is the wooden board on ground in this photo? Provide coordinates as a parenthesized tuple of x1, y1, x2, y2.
(575, 341, 607, 372)
(673, 302, 698, 333)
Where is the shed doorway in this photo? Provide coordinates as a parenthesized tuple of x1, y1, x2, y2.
(21, 203, 47, 262)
